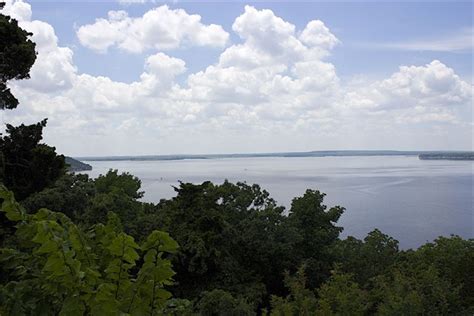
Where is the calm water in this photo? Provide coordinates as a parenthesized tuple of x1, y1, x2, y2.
(83, 156, 473, 249)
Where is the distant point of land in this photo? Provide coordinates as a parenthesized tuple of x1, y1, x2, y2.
(418, 152, 474, 161)
(65, 156, 92, 172)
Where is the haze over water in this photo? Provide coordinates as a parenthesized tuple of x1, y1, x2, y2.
(83, 156, 473, 249)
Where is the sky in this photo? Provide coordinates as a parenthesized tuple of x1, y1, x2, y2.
(1, 0, 473, 156)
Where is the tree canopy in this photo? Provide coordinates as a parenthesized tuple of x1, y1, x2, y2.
(10, 171, 473, 314)
(0, 119, 65, 201)
(0, 185, 179, 316)
(0, 9, 37, 109)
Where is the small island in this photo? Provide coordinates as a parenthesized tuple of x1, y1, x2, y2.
(65, 156, 92, 172)
(419, 152, 474, 161)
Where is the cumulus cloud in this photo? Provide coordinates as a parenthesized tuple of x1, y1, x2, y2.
(145, 52, 186, 77)
(299, 20, 340, 50)
(2, 2, 472, 155)
(20, 21, 77, 92)
(1, 0, 31, 21)
(76, 5, 229, 53)
(2, 0, 77, 93)
(227, 6, 336, 66)
(345, 60, 471, 113)
(182, 5, 341, 126)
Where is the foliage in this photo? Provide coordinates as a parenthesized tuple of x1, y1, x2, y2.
(316, 270, 368, 316)
(81, 170, 154, 239)
(0, 185, 178, 315)
(6, 170, 473, 315)
(371, 265, 461, 315)
(152, 181, 345, 310)
(160, 298, 194, 315)
(269, 265, 318, 316)
(333, 229, 399, 287)
(2, 172, 474, 315)
(0, 119, 65, 201)
(271, 231, 473, 315)
(410, 235, 474, 309)
(0, 120, 65, 246)
(21, 170, 153, 240)
(22, 173, 95, 219)
(14, 170, 474, 315)
(195, 289, 254, 316)
(285, 190, 344, 289)
(270, 266, 368, 316)
(0, 10, 37, 109)
(95, 169, 144, 199)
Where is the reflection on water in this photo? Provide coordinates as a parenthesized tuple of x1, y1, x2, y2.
(83, 156, 473, 249)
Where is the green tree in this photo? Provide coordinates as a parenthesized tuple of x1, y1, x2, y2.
(22, 173, 95, 220)
(94, 169, 144, 199)
(316, 270, 368, 316)
(81, 170, 150, 238)
(22, 170, 150, 238)
(406, 236, 474, 313)
(270, 266, 318, 316)
(153, 181, 292, 308)
(285, 190, 344, 289)
(196, 289, 254, 316)
(269, 266, 368, 316)
(156, 181, 271, 303)
(0, 185, 178, 315)
(154, 183, 346, 311)
(0, 119, 65, 201)
(333, 229, 399, 287)
(372, 266, 461, 316)
(0, 120, 65, 245)
(0, 7, 37, 109)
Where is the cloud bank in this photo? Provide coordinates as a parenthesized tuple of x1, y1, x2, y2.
(2, 1, 472, 155)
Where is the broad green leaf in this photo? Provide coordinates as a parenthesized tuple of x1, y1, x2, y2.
(0, 186, 25, 221)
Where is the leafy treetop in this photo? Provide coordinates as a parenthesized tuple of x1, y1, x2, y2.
(0, 7, 37, 109)
(0, 119, 65, 201)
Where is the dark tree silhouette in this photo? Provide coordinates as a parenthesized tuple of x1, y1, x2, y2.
(0, 119, 65, 201)
(0, 4, 37, 109)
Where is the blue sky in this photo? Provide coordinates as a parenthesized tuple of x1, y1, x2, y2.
(2, 0, 473, 155)
(30, 1, 472, 82)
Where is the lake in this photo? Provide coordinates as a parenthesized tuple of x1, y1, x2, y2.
(82, 156, 473, 249)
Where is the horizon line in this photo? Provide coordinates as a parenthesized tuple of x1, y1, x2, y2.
(74, 149, 473, 160)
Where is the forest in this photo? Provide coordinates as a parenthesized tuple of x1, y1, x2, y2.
(1, 6, 473, 315)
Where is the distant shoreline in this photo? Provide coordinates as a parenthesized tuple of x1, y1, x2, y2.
(419, 152, 474, 161)
(65, 156, 93, 171)
(75, 150, 474, 162)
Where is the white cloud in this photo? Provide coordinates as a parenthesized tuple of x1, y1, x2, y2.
(138, 52, 186, 95)
(182, 5, 341, 125)
(2, 2, 472, 155)
(76, 5, 229, 53)
(299, 20, 340, 50)
(2, 0, 31, 21)
(346, 60, 471, 112)
(342, 60, 472, 129)
(20, 21, 77, 92)
(2, 1, 77, 93)
(228, 6, 334, 66)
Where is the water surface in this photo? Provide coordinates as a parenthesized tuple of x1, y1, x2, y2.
(83, 156, 473, 249)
